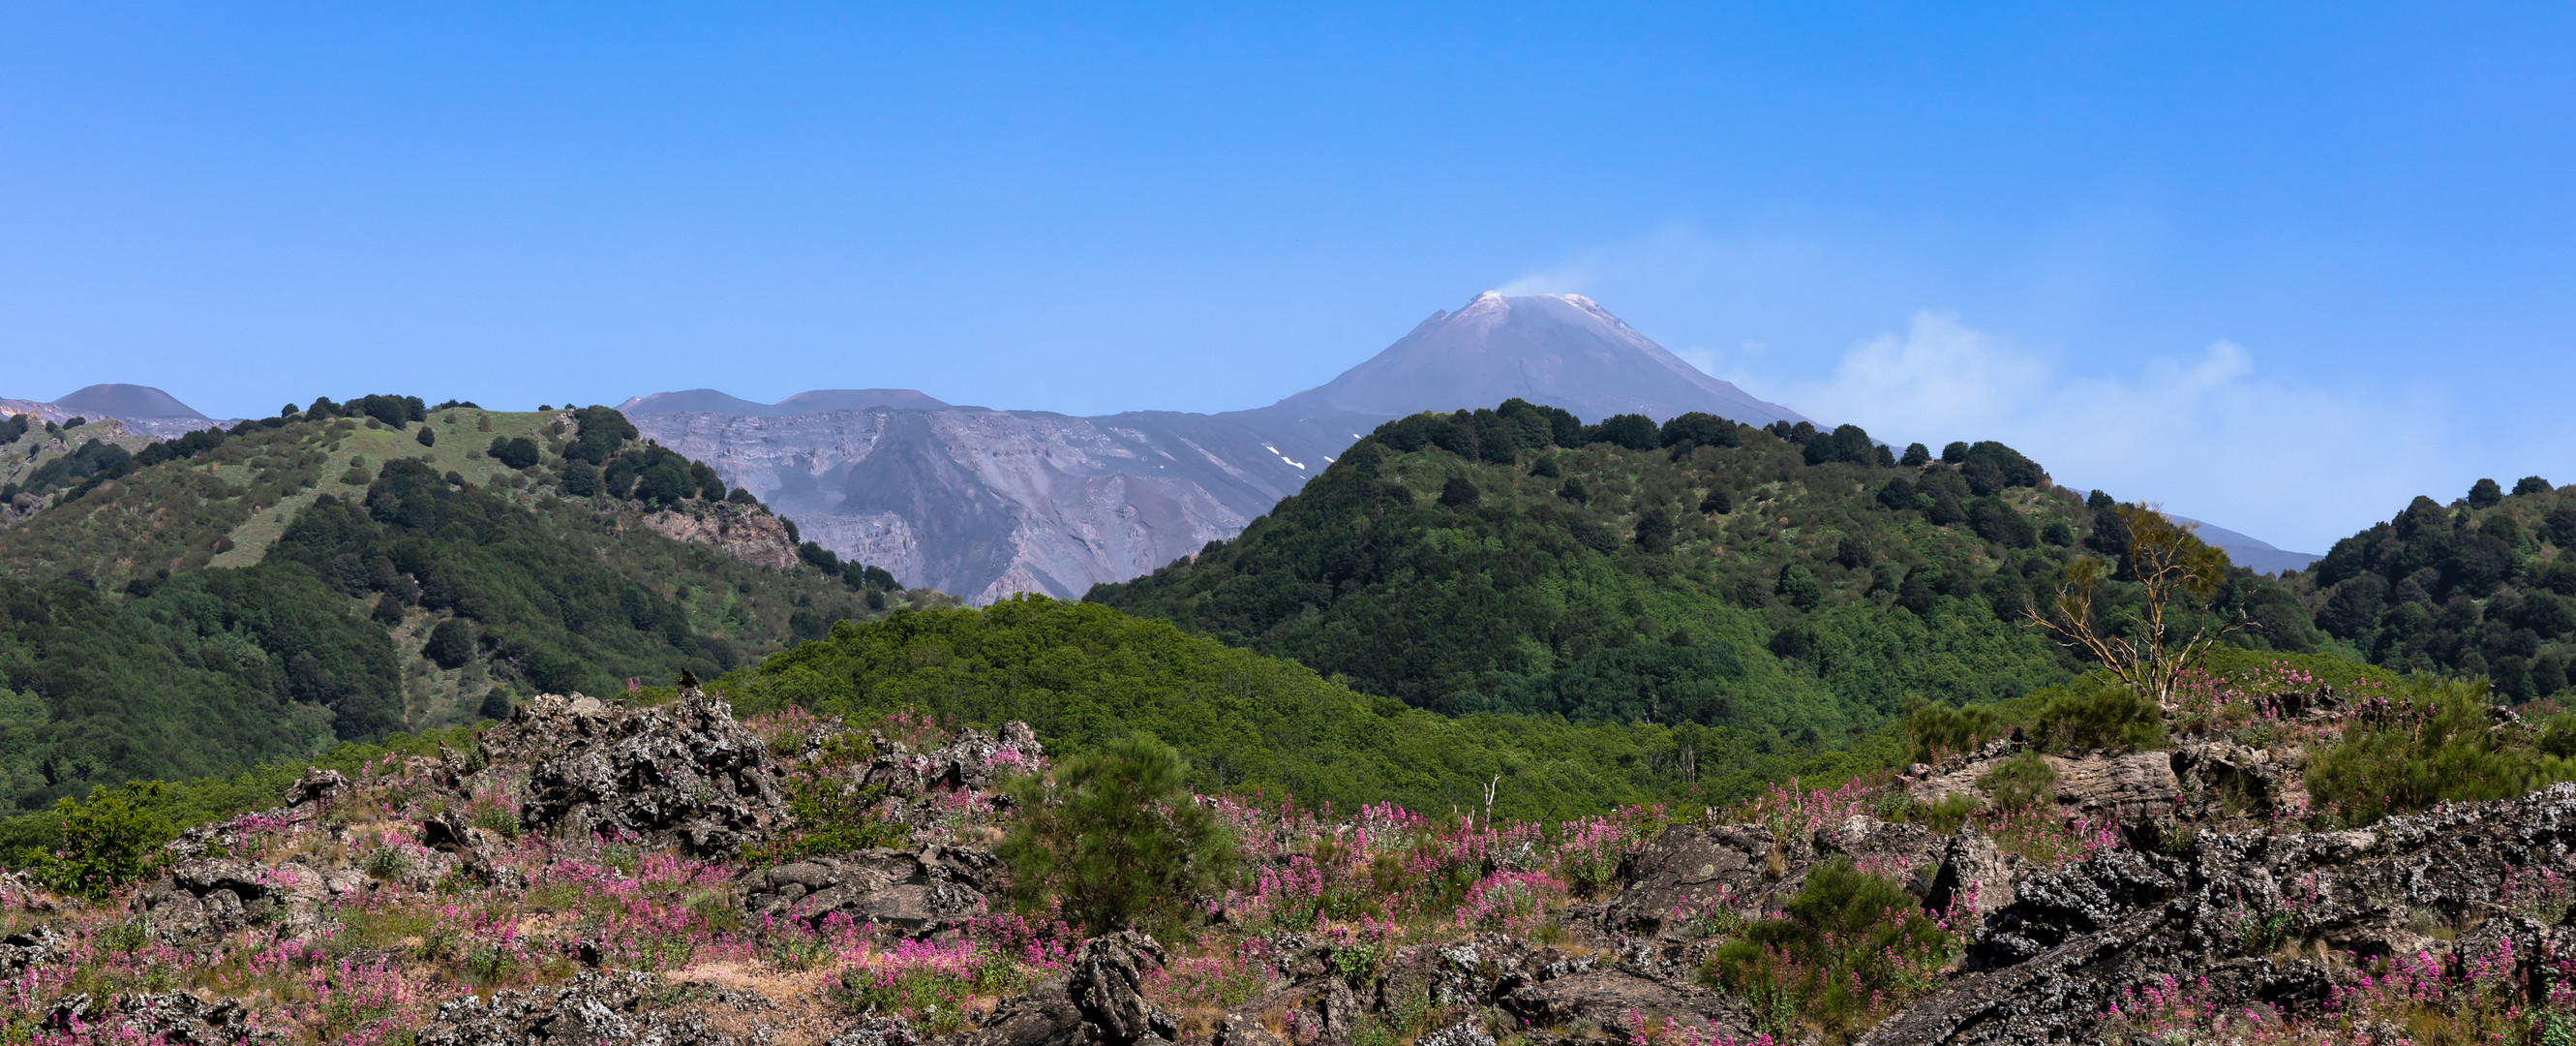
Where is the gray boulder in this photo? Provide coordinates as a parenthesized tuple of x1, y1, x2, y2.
(500, 687, 788, 854)
(740, 846, 997, 934)
(413, 970, 738, 1045)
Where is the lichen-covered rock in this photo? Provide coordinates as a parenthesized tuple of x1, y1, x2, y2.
(1912, 744, 2181, 824)
(739, 846, 996, 934)
(42, 990, 284, 1044)
(1070, 931, 1180, 1044)
(1605, 815, 1940, 940)
(0, 868, 58, 912)
(949, 931, 1177, 1046)
(1924, 827, 2016, 918)
(1867, 782, 2576, 1043)
(413, 970, 738, 1045)
(828, 1014, 924, 1046)
(855, 722, 1046, 797)
(1415, 1023, 1497, 1046)
(1601, 824, 1779, 937)
(282, 766, 350, 807)
(1213, 1012, 1288, 1046)
(0, 923, 69, 975)
(1497, 968, 1756, 1041)
(133, 858, 332, 943)
(499, 686, 787, 855)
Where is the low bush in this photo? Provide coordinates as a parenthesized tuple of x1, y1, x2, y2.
(1901, 697, 2002, 763)
(1710, 858, 1957, 1040)
(15, 783, 175, 900)
(1977, 751, 2057, 811)
(2307, 677, 2576, 826)
(2032, 683, 2165, 753)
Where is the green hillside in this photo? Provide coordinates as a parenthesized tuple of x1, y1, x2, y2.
(715, 595, 1888, 819)
(1090, 400, 2323, 750)
(2304, 476, 2576, 700)
(0, 398, 922, 814)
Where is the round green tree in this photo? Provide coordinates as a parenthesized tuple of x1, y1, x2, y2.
(997, 734, 1237, 937)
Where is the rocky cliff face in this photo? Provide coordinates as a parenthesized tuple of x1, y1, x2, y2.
(638, 501, 800, 569)
(629, 293, 1807, 602)
(632, 404, 1379, 602)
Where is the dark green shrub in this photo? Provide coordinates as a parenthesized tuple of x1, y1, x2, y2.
(1634, 508, 1674, 553)
(997, 734, 1238, 936)
(2541, 712, 2576, 759)
(19, 783, 175, 900)
(415, 426, 436, 447)
(1800, 423, 1874, 467)
(1440, 476, 1479, 508)
(1658, 412, 1740, 450)
(560, 460, 601, 497)
(488, 437, 540, 470)
(1965, 497, 2036, 548)
(1776, 564, 1823, 611)
(424, 618, 474, 670)
(564, 406, 637, 464)
(1591, 414, 1659, 450)
(1711, 858, 1956, 1039)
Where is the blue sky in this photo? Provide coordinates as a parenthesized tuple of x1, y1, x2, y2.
(4, 4, 2572, 550)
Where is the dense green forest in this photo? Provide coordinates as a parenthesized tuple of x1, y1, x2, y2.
(2303, 476, 2576, 699)
(1090, 400, 2326, 749)
(716, 595, 1889, 819)
(0, 399, 915, 815)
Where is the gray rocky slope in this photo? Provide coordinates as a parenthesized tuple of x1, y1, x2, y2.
(627, 292, 1808, 603)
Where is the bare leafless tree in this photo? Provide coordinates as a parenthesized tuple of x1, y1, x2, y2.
(2026, 504, 2247, 705)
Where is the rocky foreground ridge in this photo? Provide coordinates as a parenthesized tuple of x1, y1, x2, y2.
(6, 675, 2576, 1044)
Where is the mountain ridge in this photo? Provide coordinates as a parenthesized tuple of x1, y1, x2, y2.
(624, 292, 1814, 602)
(1, 383, 241, 439)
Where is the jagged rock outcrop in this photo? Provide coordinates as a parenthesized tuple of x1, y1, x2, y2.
(739, 846, 998, 933)
(1603, 815, 1944, 939)
(1907, 739, 2182, 824)
(282, 767, 350, 807)
(640, 500, 799, 569)
(1864, 782, 2576, 1043)
(850, 722, 1046, 796)
(830, 1015, 925, 1046)
(1497, 968, 1753, 1040)
(496, 687, 788, 855)
(132, 858, 341, 944)
(41, 990, 282, 1044)
(0, 868, 58, 913)
(0, 924, 68, 975)
(413, 970, 739, 1046)
(947, 932, 1179, 1046)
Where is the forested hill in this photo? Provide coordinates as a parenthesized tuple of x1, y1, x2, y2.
(2303, 476, 2576, 700)
(1089, 399, 2326, 750)
(0, 398, 927, 815)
